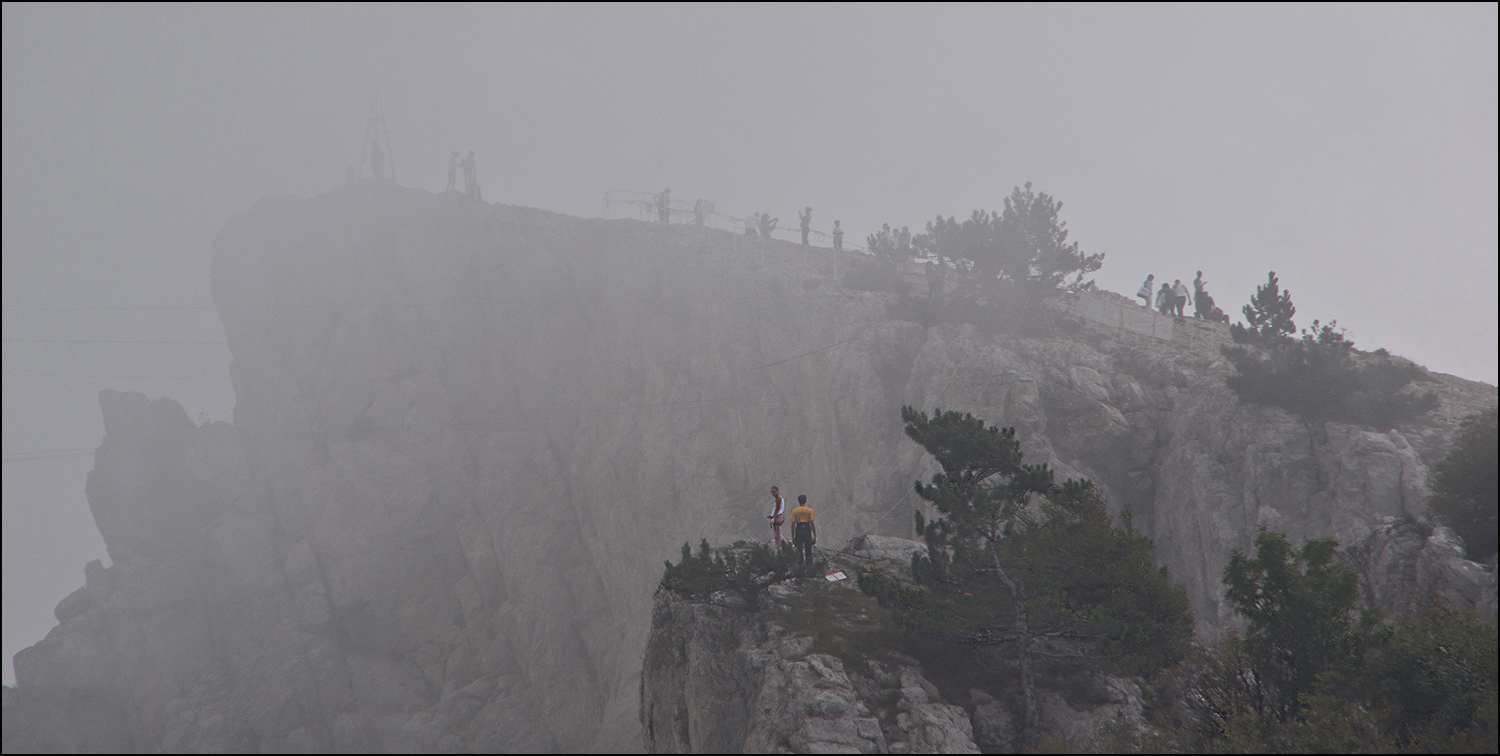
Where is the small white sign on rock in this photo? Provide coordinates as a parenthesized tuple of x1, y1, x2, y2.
(824, 571, 847, 582)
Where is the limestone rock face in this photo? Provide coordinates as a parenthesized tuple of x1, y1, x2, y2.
(640, 582, 980, 754)
(1346, 518, 1500, 621)
(5, 184, 1495, 753)
(639, 559, 1149, 754)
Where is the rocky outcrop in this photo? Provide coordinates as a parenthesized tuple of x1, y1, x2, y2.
(1346, 518, 1500, 622)
(5, 184, 1494, 752)
(640, 544, 1147, 753)
(640, 587, 978, 755)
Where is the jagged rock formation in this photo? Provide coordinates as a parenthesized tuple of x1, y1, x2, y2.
(1346, 518, 1500, 621)
(640, 538, 1147, 753)
(4, 184, 1495, 752)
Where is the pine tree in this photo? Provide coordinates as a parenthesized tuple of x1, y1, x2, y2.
(1232, 270, 1297, 344)
(860, 406, 1192, 747)
(914, 183, 1103, 301)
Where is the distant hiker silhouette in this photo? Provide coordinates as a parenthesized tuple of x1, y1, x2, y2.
(799, 207, 812, 247)
(657, 189, 671, 223)
(447, 151, 460, 192)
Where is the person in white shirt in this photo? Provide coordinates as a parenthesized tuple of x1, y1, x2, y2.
(1137, 275, 1155, 307)
(768, 486, 787, 549)
(1172, 280, 1191, 317)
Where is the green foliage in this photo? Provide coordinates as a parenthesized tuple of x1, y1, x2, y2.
(914, 183, 1103, 299)
(1427, 408, 1499, 561)
(661, 539, 729, 597)
(1230, 271, 1297, 345)
(1165, 527, 1499, 753)
(1221, 319, 1437, 430)
(1364, 602, 1499, 748)
(1223, 527, 1379, 721)
(866, 407, 1192, 687)
(660, 539, 825, 602)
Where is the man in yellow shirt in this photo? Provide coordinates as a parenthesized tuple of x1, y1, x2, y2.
(789, 495, 817, 565)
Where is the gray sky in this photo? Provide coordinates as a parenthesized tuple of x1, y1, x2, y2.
(4, 3, 1496, 685)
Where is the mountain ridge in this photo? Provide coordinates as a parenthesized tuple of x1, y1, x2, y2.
(4, 183, 1494, 752)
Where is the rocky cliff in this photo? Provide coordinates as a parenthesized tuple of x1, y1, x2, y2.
(4, 183, 1495, 752)
(640, 536, 1151, 754)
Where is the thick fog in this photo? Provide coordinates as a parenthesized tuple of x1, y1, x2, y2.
(3, 4, 1496, 685)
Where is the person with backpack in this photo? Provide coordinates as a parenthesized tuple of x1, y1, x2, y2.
(789, 495, 817, 565)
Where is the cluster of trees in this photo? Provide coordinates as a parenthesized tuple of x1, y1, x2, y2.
(1221, 271, 1438, 429)
(844, 183, 1103, 323)
(858, 407, 1192, 749)
(913, 183, 1104, 301)
(658, 402, 1495, 750)
(1154, 527, 1498, 753)
(858, 406, 1497, 752)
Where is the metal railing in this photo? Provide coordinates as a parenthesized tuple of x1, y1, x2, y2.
(602, 190, 866, 252)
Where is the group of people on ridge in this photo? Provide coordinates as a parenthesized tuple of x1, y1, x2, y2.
(650, 188, 846, 252)
(870, 224, 911, 257)
(767, 486, 818, 565)
(1137, 271, 1229, 323)
(744, 211, 780, 239)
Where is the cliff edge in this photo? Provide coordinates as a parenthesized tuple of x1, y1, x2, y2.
(4, 183, 1494, 752)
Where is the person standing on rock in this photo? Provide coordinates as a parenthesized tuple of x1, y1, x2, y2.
(799, 207, 813, 247)
(1137, 274, 1155, 308)
(1172, 279, 1190, 318)
(768, 486, 787, 549)
(657, 189, 671, 223)
(832, 220, 844, 252)
(446, 151, 460, 193)
(790, 495, 817, 565)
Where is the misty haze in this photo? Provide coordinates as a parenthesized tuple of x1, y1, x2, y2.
(3, 5, 1496, 753)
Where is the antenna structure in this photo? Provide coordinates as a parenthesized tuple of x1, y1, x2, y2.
(356, 94, 396, 183)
